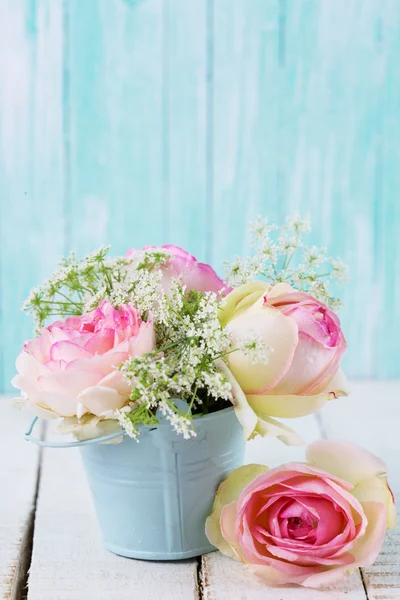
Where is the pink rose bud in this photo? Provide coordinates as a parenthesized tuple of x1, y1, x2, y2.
(126, 244, 231, 295)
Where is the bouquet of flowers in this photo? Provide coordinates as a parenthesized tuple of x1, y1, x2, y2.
(14, 216, 348, 444)
(13, 215, 395, 587)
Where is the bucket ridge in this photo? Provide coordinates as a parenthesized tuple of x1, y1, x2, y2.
(78, 406, 244, 560)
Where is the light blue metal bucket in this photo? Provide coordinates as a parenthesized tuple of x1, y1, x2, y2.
(25, 405, 245, 560)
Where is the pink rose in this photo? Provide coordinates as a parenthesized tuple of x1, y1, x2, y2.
(126, 244, 231, 295)
(12, 300, 155, 418)
(206, 441, 396, 588)
(263, 285, 347, 394)
(218, 282, 348, 444)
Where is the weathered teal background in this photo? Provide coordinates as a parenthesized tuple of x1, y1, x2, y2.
(0, 0, 399, 391)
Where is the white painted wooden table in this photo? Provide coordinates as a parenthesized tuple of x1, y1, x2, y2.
(1, 382, 399, 600)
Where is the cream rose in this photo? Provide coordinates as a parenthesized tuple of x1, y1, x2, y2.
(218, 282, 349, 444)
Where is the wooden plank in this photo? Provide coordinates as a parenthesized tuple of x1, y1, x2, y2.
(320, 381, 400, 599)
(363, 530, 400, 600)
(211, 0, 281, 269)
(23, 383, 400, 598)
(374, 0, 400, 378)
(27, 443, 198, 600)
(201, 552, 365, 600)
(0, 0, 65, 391)
(163, 0, 208, 260)
(0, 401, 40, 600)
(201, 412, 366, 598)
(66, 0, 165, 256)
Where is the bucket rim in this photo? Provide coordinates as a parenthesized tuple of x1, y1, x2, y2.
(25, 403, 237, 448)
(124, 403, 237, 432)
(191, 404, 235, 424)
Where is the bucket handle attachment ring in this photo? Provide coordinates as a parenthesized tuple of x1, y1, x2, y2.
(25, 417, 125, 448)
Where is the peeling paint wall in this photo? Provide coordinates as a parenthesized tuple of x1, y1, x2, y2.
(1, 0, 399, 390)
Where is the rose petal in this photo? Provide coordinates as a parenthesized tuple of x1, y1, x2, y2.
(267, 544, 354, 567)
(23, 400, 60, 420)
(247, 562, 319, 586)
(353, 476, 397, 530)
(313, 367, 350, 396)
(259, 521, 357, 560)
(129, 321, 156, 356)
(182, 261, 231, 295)
(50, 341, 93, 362)
(288, 496, 345, 544)
(30, 391, 77, 417)
(215, 359, 303, 445)
(15, 352, 48, 381)
(306, 440, 388, 486)
(84, 328, 115, 354)
(265, 283, 294, 299)
(349, 501, 387, 565)
(57, 415, 122, 442)
(247, 503, 385, 588)
(205, 464, 269, 558)
(237, 466, 355, 512)
(238, 516, 323, 576)
(218, 281, 268, 327)
(253, 415, 304, 446)
(214, 358, 257, 439)
(68, 352, 129, 375)
(219, 501, 241, 558)
(78, 385, 129, 416)
(302, 501, 386, 589)
(270, 331, 344, 396)
(12, 374, 38, 396)
(225, 307, 299, 395)
(98, 370, 132, 395)
(247, 390, 333, 419)
(38, 370, 101, 397)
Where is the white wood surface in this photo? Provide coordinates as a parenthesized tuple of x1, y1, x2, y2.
(1, 383, 399, 599)
(0, 403, 40, 600)
(27, 447, 198, 600)
(322, 382, 400, 600)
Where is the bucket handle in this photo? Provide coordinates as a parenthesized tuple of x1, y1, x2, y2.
(25, 417, 125, 448)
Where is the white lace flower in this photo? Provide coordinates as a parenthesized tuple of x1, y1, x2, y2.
(224, 214, 348, 308)
(239, 330, 274, 365)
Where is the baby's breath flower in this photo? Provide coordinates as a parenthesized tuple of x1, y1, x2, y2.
(286, 213, 311, 236)
(22, 246, 172, 329)
(239, 331, 274, 365)
(158, 400, 196, 440)
(225, 214, 348, 308)
(198, 370, 232, 401)
(303, 245, 327, 269)
(308, 280, 333, 305)
(115, 410, 139, 441)
(83, 286, 108, 312)
(331, 258, 350, 283)
(249, 216, 278, 241)
(223, 255, 265, 287)
(119, 287, 233, 438)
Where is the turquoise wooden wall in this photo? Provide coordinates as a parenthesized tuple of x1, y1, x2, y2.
(1, 0, 399, 391)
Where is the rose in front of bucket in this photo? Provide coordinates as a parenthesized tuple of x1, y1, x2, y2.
(12, 300, 155, 419)
(218, 281, 349, 443)
(206, 440, 396, 588)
